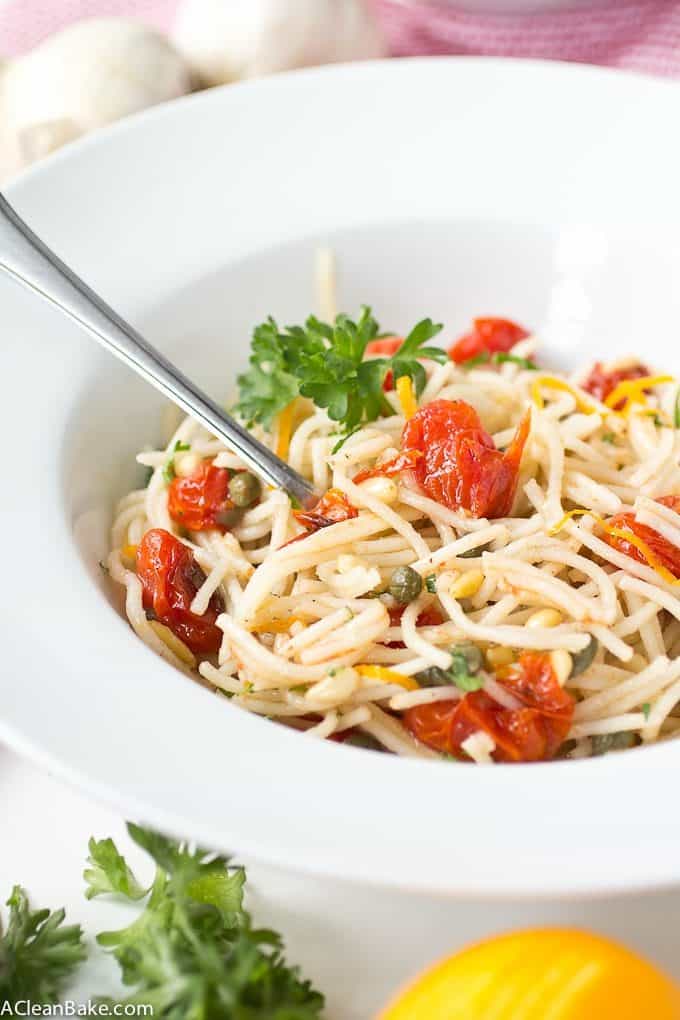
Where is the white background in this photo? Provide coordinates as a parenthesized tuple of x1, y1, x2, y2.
(3, 741, 680, 1018)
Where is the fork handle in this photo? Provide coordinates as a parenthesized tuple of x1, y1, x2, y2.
(0, 193, 318, 508)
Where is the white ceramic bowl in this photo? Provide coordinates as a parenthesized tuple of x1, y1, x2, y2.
(3, 58, 680, 899)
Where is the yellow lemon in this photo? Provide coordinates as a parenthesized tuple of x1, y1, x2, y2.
(379, 928, 680, 1020)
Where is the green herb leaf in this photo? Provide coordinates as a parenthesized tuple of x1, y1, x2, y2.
(235, 317, 312, 429)
(0, 886, 86, 1004)
(642, 702, 651, 721)
(449, 646, 485, 692)
(236, 307, 447, 433)
(459, 351, 537, 371)
(162, 440, 191, 484)
(331, 424, 362, 453)
(460, 352, 491, 369)
(601, 432, 616, 445)
(84, 837, 147, 901)
(492, 352, 538, 370)
(416, 643, 485, 693)
(425, 573, 438, 594)
(92, 824, 324, 1017)
(675, 390, 680, 429)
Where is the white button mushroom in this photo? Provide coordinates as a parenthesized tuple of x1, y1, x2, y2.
(172, 0, 387, 88)
(2, 18, 193, 173)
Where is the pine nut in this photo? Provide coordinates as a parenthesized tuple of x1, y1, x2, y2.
(306, 667, 360, 707)
(550, 649, 573, 687)
(174, 451, 201, 478)
(526, 608, 563, 629)
(485, 646, 515, 668)
(358, 476, 399, 504)
(450, 569, 485, 599)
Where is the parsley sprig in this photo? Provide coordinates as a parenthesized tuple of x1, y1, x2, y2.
(0, 886, 86, 1003)
(2, 825, 324, 1017)
(235, 307, 446, 432)
(86, 823, 325, 1017)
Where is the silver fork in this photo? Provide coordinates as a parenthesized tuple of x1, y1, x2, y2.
(0, 192, 318, 508)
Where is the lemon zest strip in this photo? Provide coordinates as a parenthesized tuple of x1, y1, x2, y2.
(530, 377, 597, 414)
(275, 401, 295, 460)
(396, 375, 418, 420)
(548, 508, 602, 536)
(601, 525, 678, 585)
(549, 507, 679, 585)
(604, 375, 674, 411)
(250, 616, 303, 634)
(355, 664, 419, 691)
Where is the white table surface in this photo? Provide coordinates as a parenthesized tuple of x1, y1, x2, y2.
(2, 740, 680, 1017)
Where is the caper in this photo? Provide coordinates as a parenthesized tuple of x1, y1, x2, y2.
(591, 731, 639, 756)
(415, 666, 452, 688)
(555, 739, 578, 759)
(570, 635, 599, 678)
(451, 642, 484, 676)
(229, 471, 261, 508)
(215, 506, 244, 529)
(388, 565, 423, 604)
(342, 731, 383, 752)
(415, 643, 485, 692)
(458, 541, 492, 559)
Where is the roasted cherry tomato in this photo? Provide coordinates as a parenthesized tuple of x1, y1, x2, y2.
(168, 460, 236, 532)
(603, 495, 680, 579)
(136, 528, 224, 654)
(388, 606, 443, 629)
(365, 335, 404, 391)
(365, 336, 404, 357)
(404, 652, 573, 763)
(401, 399, 530, 518)
(385, 606, 443, 648)
(449, 317, 529, 364)
(352, 449, 422, 485)
(293, 488, 358, 533)
(581, 360, 650, 407)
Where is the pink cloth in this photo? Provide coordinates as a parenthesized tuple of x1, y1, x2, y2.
(2, 0, 680, 78)
(0, 0, 180, 54)
(370, 0, 680, 78)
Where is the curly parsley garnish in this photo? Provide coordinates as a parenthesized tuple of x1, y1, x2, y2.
(87, 824, 325, 1017)
(235, 307, 446, 432)
(2, 826, 324, 1016)
(0, 886, 86, 1003)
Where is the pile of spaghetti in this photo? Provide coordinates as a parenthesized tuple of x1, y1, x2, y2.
(108, 302, 680, 764)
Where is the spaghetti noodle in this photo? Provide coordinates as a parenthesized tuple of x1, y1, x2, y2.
(108, 289, 680, 764)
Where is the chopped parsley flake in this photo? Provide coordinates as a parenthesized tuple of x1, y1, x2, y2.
(162, 440, 191, 484)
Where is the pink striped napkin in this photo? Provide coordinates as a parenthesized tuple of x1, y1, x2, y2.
(369, 0, 680, 77)
(2, 0, 680, 78)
